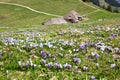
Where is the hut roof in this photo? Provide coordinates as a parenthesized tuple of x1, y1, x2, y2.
(64, 10, 82, 23)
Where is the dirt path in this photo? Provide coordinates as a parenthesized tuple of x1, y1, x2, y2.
(84, 9, 100, 15)
(0, 2, 62, 17)
(79, 0, 101, 15)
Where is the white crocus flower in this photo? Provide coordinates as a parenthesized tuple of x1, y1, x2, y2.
(69, 50, 72, 54)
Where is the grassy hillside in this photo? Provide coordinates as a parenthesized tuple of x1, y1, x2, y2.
(0, 0, 96, 15)
(0, 4, 53, 32)
(0, 0, 97, 32)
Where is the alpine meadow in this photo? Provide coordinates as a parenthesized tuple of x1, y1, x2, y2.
(0, 0, 120, 80)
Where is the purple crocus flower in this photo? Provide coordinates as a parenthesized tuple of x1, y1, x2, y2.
(110, 64, 116, 68)
(80, 45, 85, 50)
(41, 51, 46, 59)
(22, 62, 25, 67)
(41, 59, 46, 64)
(54, 62, 59, 67)
(53, 54, 57, 60)
(90, 76, 95, 80)
(25, 61, 29, 68)
(110, 34, 116, 39)
(114, 48, 119, 54)
(94, 54, 99, 59)
(47, 62, 53, 68)
(91, 42, 98, 47)
(54, 62, 63, 69)
(54, 46, 58, 49)
(39, 43, 43, 48)
(85, 43, 89, 47)
(105, 38, 110, 41)
(75, 48, 79, 52)
(87, 55, 91, 60)
(73, 58, 81, 63)
(91, 52, 97, 56)
(58, 64, 63, 69)
(80, 44, 85, 53)
(91, 52, 99, 59)
(4, 37, 13, 43)
(64, 63, 72, 69)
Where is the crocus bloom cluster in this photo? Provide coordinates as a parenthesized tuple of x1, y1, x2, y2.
(73, 57, 81, 63)
(47, 62, 53, 68)
(91, 52, 99, 59)
(41, 59, 46, 64)
(18, 59, 37, 69)
(114, 48, 119, 54)
(4, 37, 14, 43)
(39, 43, 43, 48)
(54, 63, 63, 69)
(80, 44, 85, 53)
(40, 51, 47, 59)
(90, 76, 95, 80)
(64, 63, 72, 69)
(80, 44, 85, 50)
(25, 61, 29, 68)
(53, 54, 57, 60)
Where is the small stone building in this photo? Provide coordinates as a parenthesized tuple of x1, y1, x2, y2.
(43, 10, 82, 25)
(64, 10, 82, 23)
(43, 18, 67, 25)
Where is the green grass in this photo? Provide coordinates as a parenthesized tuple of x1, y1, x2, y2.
(85, 10, 120, 22)
(0, 4, 53, 32)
